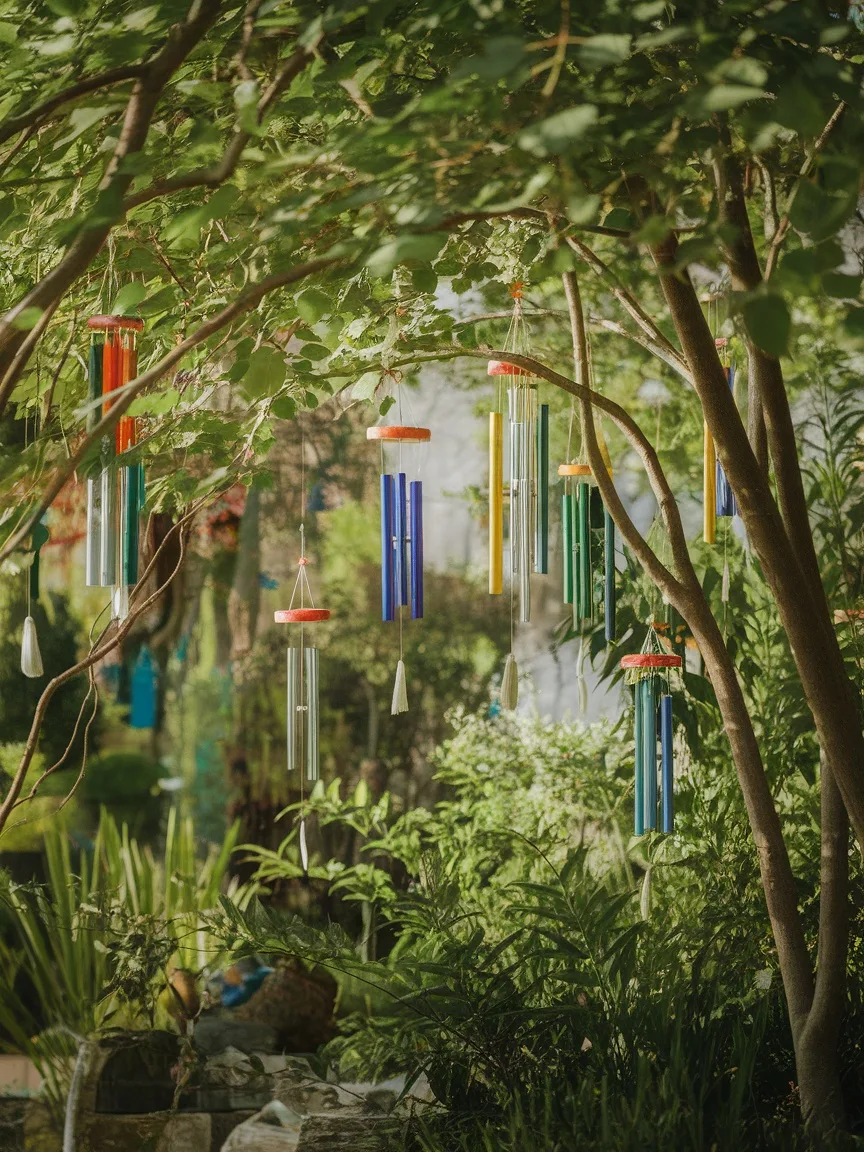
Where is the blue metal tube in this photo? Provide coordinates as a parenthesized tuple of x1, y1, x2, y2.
(716, 365, 737, 517)
(410, 480, 424, 619)
(380, 474, 395, 622)
(660, 694, 674, 834)
(641, 677, 657, 831)
(395, 472, 408, 606)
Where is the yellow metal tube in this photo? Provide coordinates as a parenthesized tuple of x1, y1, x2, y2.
(703, 422, 716, 544)
(489, 412, 504, 594)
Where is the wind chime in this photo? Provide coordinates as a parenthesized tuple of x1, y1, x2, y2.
(368, 411, 427, 715)
(275, 528, 330, 877)
(703, 337, 736, 546)
(85, 314, 145, 620)
(488, 284, 549, 709)
(621, 629, 681, 836)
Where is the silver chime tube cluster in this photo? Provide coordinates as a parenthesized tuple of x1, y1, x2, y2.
(286, 642, 320, 782)
(508, 381, 538, 623)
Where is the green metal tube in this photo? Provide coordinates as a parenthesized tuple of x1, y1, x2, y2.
(577, 481, 591, 620)
(576, 486, 582, 631)
(562, 491, 573, 604)
(604, 507, 615, 642)
(122, 464, 139, 586)
(534, 404, 549, 573)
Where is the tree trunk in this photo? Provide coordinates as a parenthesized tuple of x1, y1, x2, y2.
(651, 239, 864, 853)
(796, 756, 849, 1133)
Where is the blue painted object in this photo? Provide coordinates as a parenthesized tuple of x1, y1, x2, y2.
(380, 474, 395, 621)
(130, 646, 157, 729)
(410, 480, 423, 620)
(660, 694, 674, 834)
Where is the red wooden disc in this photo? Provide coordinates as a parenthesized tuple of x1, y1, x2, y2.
(87, 315, 145, 332)
(487, 360, 535, 377)
(366, 426, 431, 442)
(274, 609, 331, 623)
(620, 654, 682, 669)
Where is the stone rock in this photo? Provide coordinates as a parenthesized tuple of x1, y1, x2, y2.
(220, 1101, 303, 1152)
(194, 1016, 279, 1057)
(233, 961, 337, 1052)
(22, 1100, 60, 1152)
(79, 1112, 211, 1152)
(220, 1104, 403, 1152)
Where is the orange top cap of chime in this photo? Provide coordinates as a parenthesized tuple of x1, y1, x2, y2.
(86, 316, 145, 332)
(620, 653, 682, 670)
(487, 360, 535, 377)
(274, 608, 331, 623)
(274, 548, 330, 623)
(366, 425, 431, 442)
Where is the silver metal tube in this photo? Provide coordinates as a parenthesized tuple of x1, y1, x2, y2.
(527, 386, 537, 573)
(305, 646, 320, 782)
(286, 647, 301, 774)
(85, 477, 102, 587)
(508, 385, 518, 576)
(99, 466, 117, 587)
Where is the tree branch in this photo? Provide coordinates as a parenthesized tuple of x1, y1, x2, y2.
(0, 296, 61, 420)
(0, 65, 143, 146)
(765, 101, 846, 279)
(652, 230, 864, 853)
(562, 269, 689, 593)
(588, 315, 692, 383)
(124, 35, 322, 212)
(565, 235, 689, 376)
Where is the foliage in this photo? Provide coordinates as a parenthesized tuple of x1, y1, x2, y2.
(81, 750, 164, 842)
(0, 808, 253, 1106)
(224, 706, 864, 1149)
(2, 0, 864, 533)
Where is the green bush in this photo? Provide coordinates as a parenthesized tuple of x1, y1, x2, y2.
(82, 752, 164, 841)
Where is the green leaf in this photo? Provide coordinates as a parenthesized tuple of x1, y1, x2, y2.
(822, 273, 862, 299)
(773, 82, 827, 138)
(295, 288, 332, 324)
(577, 34, 631, 68)
(271, 396, 296, 420)
(742, 295, 790, 358)
(366, 234, 445, 278)
(697, 84, 765, 112)
(0, 22, 17, 43)
(412, 264, 438, 294)
(110, 282, 146, 316)
(451, 37, 526, 81)
(518, 105, 598, 156)
(299, 343, 330, 362)
(352, 371, 380, 401)
(243, 346, 285, 399)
